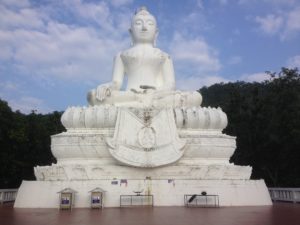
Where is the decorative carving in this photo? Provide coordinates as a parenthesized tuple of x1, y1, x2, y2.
(107, 108, 186, 167)
(33, 163, 252, 181)
(60, 106, 228, 131)
(138, 127, 156, 148)
(34, 166, 68, 181)
(71, 167, 88, 180)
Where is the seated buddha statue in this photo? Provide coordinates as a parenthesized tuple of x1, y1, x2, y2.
(87, 7, 202, 108)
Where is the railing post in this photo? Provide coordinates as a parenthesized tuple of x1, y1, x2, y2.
(0, 189, 18, 203)
(0, 191, 3, 204)
(292, 190, 296, 203)
(268, 188, 300, 203)
(4, 192, 7, 202)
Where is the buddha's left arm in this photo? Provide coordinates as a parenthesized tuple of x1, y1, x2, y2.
(160, 56, 176, 91)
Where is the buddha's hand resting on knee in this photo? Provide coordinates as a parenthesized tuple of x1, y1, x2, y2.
(96, 83, 112, 101)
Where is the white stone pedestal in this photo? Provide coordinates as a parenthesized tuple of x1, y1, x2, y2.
(14, 179, 272, 208)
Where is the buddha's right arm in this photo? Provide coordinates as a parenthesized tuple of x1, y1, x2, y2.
(96, 53, 124, 90)
(94, 53, 124, 101)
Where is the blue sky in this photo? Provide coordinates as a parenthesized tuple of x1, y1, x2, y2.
(0, 0, 300, 113)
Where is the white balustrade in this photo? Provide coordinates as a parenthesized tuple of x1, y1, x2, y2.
(0, 189, 18, 204)
(268, 188, 300, 203)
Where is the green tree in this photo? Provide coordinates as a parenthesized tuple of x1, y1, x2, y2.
(200, 67, 300, 187)
(0, 100, 64, 188)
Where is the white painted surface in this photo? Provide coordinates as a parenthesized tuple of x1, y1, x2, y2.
(14, 179, 271, 208)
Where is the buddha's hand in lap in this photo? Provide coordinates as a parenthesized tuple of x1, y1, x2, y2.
(96, 83, 112, 101)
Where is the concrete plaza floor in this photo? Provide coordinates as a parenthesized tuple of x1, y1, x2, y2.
(0, 203, 299, 225)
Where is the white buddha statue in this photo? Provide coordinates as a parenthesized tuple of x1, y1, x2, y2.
(87, 7, 202, 108)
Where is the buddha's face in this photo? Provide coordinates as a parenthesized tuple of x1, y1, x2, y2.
(130, 10, 157, 45)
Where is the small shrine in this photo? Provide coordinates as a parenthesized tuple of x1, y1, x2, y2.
(58, 188, 77, 210)
(89, 187, 105, 209)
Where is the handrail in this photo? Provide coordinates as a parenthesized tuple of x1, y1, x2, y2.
(120, 195, 153, 207)
(184, 194, 219, 207)
(268, 188, 300, 203)
(0, 189, 18, 204)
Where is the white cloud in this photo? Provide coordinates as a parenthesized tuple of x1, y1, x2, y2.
(228, 56, 242, 65)
(255, 14, 283, 35)
(252, 6, 300, 40)
(1, 0, 30, 8)
(159, 29, 224, 91)
(66, 0, 111, 26)
(281, 7, 300, 40)
(109, 0, 133, 7)
(0, 0, 135, 113)
(0, 81, 20, 93)
(0, 5, 44, 29)
(219, 0, 228, 5)
(179, 9, 213, 33)
(233, 29, 240, 35)
(166, 32, 223, 91)
(0, 80, 52, 114)
(239, 0, 296, 6)
(265, 0, 296, 4)
(8, 96, 52, 114)
(60, 0, 131, 35)
(287, 55, 300, 68)
(238, 0, 247, 4)
(170, 32, 221, 74)
(239, 72, 270, 82)
(0, 2, 130, 84)
(0, 45, 13, 60)
(176, 75, 229, 90)
(176, 71, 272, 91)
(196, 0, 204, 9)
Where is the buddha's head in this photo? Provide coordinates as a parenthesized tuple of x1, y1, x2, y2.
(129, 7, 158, 45)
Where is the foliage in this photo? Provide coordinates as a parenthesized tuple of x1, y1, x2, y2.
(0, 102, 64, 188)
(200, 67, 300, 187)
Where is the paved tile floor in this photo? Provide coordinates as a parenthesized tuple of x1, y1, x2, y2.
(1, 203, 299, 225)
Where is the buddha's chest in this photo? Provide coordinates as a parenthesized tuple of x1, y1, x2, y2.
(121, 48, 166, 73)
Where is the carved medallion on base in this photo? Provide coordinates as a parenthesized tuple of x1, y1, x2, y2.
(107, 108, 186, 167)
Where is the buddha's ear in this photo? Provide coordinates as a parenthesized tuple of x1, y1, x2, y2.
(129, 28, 134, 46)
(128, 28, 132, 37)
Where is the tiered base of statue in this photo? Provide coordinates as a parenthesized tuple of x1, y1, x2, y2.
(15, 105, 272, 207)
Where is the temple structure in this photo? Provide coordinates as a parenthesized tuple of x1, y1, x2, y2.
(14, 7, 272, 208)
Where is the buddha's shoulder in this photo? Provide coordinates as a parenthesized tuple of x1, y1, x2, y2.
(153, 48, 171, 59)
(119, 48, 133, 57)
